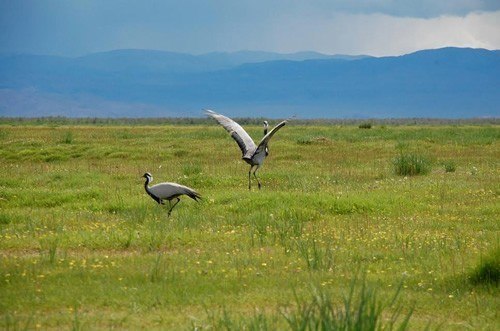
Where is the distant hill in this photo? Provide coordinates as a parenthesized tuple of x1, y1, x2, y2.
(0, 47, 498, 118)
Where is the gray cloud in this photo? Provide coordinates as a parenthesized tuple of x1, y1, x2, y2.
(314, 0, 500, 17)
(257, 11, 500, 56)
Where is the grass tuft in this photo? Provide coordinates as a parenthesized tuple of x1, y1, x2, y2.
(183, 163, 203, 176)
(72, 306, 83, 331)
(61, 131, 74, 144)
(393, 153, 431, 176)
(0, 213, 12, 225)
(39, 237, 60, 264)
(194, 278, 414, 330)
(282, 280, 413, 331)
(297, 137, 313, 145)
(3, 313, 33, 331)
(471, 248, 500, 286)
(296, 136, 331, 145)
(149, 254, 165, 283)
(443, 161, 457, 173)
(296, 238, 334, 271)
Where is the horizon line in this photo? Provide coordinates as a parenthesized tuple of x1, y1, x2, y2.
(1, 46, 499, 59)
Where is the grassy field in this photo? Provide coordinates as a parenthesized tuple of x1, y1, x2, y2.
(0, 121, 498, 329)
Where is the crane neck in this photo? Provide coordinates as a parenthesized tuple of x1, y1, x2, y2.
(144, 177, 162, 204)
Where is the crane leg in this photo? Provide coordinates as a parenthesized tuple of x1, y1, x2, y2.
(253, 166, 261, 190)
(248, 166, 253, 190)
(167, 198, 181, 217)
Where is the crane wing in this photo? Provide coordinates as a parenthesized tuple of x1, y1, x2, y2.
(148, 183, 180, 198)
(205, 109, 257, 158)
(149, 182, 201, 201)
(255, 120, 287, 155)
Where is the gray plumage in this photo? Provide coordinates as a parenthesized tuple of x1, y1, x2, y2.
(205, 109, 287, 190)
(143, 172, 201, 216)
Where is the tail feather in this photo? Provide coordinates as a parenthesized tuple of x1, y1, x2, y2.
(187, 190, 202, 201)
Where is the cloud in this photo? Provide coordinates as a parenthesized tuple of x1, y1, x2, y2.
(258, 10, 500, 56)
(313, 0, 500, 18)
(0, 1, 499, 56)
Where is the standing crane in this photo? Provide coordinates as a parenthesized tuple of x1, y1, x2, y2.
(142, 172, 201, 216)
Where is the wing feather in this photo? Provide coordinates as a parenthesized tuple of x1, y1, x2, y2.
(255, 120, 287, 155)
(205, 109, 257, 157)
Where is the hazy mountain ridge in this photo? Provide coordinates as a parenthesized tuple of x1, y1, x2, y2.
(0, 49, 357, 75)
(0, 48, 498, 118)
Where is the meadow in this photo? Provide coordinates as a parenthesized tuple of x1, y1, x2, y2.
(0, 119, 498, 330)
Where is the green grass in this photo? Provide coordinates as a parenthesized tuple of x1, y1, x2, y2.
(0, 122, 499, 329)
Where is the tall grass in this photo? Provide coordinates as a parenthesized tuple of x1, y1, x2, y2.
(296, 238, 334, 271)
(282, 281, 413, 331)
(193, 278, 414, 330)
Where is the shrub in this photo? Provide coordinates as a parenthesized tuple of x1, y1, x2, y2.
(393, 153, 431, 176)
(359, 122, 372, 129)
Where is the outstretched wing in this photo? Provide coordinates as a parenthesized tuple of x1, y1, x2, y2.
(205, 109, 257, 158)
(255, 120, 287, 155)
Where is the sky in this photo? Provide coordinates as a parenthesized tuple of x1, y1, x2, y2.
(1, 0, 500, 57)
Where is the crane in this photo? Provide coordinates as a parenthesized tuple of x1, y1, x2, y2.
(142, 172, 201, 216)
(205, 109, 287, 190)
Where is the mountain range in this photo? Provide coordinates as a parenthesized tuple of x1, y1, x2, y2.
(0, 47, 498, 118)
